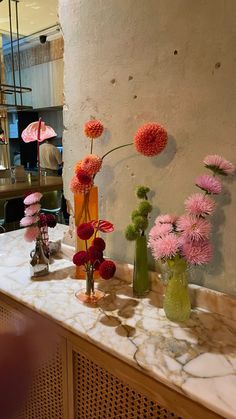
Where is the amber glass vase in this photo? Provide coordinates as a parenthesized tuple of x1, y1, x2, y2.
(74, 186, 98, 278)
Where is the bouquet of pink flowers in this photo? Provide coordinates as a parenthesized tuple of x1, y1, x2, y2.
(149, 154, 235, 266)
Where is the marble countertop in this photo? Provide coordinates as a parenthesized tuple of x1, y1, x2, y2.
(0, 226, 236, 419)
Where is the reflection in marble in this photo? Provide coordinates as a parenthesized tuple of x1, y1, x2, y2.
(0, 226, 236, 418)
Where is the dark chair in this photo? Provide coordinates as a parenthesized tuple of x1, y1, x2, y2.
(3, 197, 25, 231)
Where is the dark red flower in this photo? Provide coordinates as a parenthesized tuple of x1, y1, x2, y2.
(77, 223, 94, 240)
(46, 214, 57, 228)
(88, 245, 103, 264)
(134, 122, 167, 157)
(90, 220, 114, 233)
(99, 260, 116, 280)
(76, 169, 92, 185)
(92, 237, 106, 251)
(39, 213, 47, 227)
(73, 251, 88, 266)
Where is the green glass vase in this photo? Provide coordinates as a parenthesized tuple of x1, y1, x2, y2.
(133, 235, 150, 297)
(163, 257, 191, 322)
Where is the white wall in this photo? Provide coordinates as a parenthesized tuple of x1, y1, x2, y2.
(59, 0, 236, 296)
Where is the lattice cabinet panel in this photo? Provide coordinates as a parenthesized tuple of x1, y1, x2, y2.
(73, 349, 182, 419)
(0, 301, 67, 419)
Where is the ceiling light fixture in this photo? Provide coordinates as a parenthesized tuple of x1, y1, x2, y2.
(0, 0, 32, 110)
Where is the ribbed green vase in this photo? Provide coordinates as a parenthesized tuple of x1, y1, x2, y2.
(133, 235, 150, 297)
(163, 257, 191, 322)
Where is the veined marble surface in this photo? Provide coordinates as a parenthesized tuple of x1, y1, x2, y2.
(0, 226, 236, 419)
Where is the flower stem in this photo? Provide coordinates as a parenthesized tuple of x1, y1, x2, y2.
(102, 143, 133, 160)
(90, 138, 94, 154)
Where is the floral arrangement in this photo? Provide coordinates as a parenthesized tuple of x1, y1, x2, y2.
(149, 154, 235, 266)
(73, 219, 116, 300)
(20, 192, 57, 255)
(70, 120, 168, 195)
(125, 186, 153, 241)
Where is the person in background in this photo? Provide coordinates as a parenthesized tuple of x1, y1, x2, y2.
(39, 136, 62, 176)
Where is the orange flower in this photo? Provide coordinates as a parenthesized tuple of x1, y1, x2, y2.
(70, 175, 93, 194)
(134, 123, 167, 157)
(80, 154, 102, 175)
(84, 120, 104, 139)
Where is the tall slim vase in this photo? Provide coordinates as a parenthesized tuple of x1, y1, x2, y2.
(133, 235, 150, 297)
(74, 186, 98, 278)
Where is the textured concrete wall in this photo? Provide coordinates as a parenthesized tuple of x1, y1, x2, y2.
(59, 0, 236, 295)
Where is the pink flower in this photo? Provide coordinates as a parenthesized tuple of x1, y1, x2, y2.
(195, 174, 222, 195)
(181, 240, 213, 265)
(70, 175, 93, 194)
(24, 192, 43, 205)
(155, 214, 178, 225)
(176, 214, 211, 242)
(149, 223, 173, 241)
(24, 226, 40, 242)
(185, 193, 215, 217)
(149, 233, 179, 260)
(204, 154, 235, 176)
(20, 215, 39, 227)
(24, 203, 41, 216)
(22, 120, 57, 143)
(80, 154, 102, 175)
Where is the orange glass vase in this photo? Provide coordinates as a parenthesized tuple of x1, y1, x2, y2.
(74, 186, 98, 278)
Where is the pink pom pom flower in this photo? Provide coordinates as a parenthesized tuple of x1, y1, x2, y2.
(204, 154, 235, 176)
(149, 223, 173, 240)
(176, 214, 211, 242)
(181, 240, 213, 265)
(20, 215, 39, 227)
(155, 214, 178, 225)
(24, 203, 41, 216)
(148, 233, 179, 260)
(185, 193, 215, 217)
(195, 174, 222, 195)
(24, 192, 42, 205)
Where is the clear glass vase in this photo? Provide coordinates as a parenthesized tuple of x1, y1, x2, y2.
(133, 235, 150, 297)
(75, 269, 104, 305)
(163, 257, 191, 322)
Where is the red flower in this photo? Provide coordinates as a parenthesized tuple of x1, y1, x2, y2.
(90, 220, 114, 233)
(39, 213, 47, 227)
(76, 169, 92, 185)
(77, 223, 94, 240)
(84, 120, 104, 139)
(99, 260, 116, 280)
(73, 251, 88, 266)
(88, 245, 103, 264)
(92, 237, 106, 251)
(134, 123, 167, 157)
(46, 214, 57, 228)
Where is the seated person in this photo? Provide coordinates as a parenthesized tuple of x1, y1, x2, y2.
(39, 137, 62, 176)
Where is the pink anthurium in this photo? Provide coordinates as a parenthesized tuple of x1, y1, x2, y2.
(21, 119, 57, 143)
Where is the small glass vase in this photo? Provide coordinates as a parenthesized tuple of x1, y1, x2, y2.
(30, 238, 49, 277)
(74, 186, 98, 279)
(163, 257, 191, 322)
(133, 235, 150, 297)
(75, 269, 104, 305)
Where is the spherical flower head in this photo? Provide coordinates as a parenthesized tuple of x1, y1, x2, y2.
(73, 251, 88, 266)
(24, 226, 39, 242)
(74, 161, 82, 173)
(185, 193, 215, 217)
(39, 213, 47, 227)
(20, 215, 39, 227)
(136, 185, 150, 199)
(84, 120, 104, 139)
(46, 214, 57, 228)
(133, 215, 148, 231)
(196, 174, 222, 195)
(131, 209, 140, 221)
(80, 154, 102, 176)
(149, 223, 173, 241)
(176, 214, 211, 242)
(204, 154, 235, 176)
(181, 240, 213, 265)
(70, 175, 93, 194)
(88, 245, 103, 264)
(24, 192, 42, 206)
(134, 122, 167, 157)
(125, 224, 139, 241)
(138, 200, 153, 216)
(92, 237, 106, 252)
(24, 203, 41, 216)
(76, 168, 92, 185)
(155, 214, 178, 225)
(77, 223, 94, 240)
(148, 233, 179, 260)
(99, 260, 116, 280)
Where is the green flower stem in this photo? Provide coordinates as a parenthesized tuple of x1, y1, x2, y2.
(90, 138, 94, 154)
(102, 143, 133, 160)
